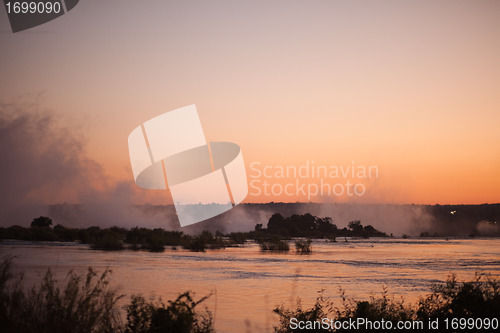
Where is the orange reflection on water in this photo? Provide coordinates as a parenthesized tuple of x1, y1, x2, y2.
(3, 238, 500, 333)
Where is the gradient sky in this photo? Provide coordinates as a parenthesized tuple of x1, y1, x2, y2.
(1, 0, 499, 205)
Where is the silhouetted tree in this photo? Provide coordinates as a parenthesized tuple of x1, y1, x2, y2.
(267, 213, 286, 233)
(348, 220, 363, 233)
(317, 217, 337, 234)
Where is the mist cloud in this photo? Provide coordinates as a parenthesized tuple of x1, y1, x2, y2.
(0, 98, 171, 228)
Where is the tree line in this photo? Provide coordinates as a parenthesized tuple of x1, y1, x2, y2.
(0, 213, 387, 252)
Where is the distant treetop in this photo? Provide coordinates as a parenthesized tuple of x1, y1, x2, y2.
(30, 216, 53, 228)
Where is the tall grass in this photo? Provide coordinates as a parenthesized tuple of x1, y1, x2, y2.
(274, 273, 500, 332)
(0, 257, 214, 333)
(0, 257, 123, 333)
(125, 293, 213, 333)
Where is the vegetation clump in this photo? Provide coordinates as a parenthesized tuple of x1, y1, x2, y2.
(0, 257, 214, 333)
(250, 213, 387, 240)
(125, 227, 186, 252)
(30, 216, 53, 228)
(182, 231, 227, 252)
(0, 257, 123, 333)
(274, 273, 500, 332)
(258, 236, 290, 252)
(126, 293, 213, 333)
(0, 212, 391, 257)
(417, 273, 500, 319)
(295, 239, 312, 254)
(0, 213, 389, 254)
(0, 224, 229, 253)
(227, 232, 247, 245)
(90, 228, 125, 251)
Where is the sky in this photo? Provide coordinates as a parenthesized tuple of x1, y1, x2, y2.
(1, 0, 499, 211)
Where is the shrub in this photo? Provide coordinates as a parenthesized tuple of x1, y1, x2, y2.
(30, 216, 53, 228)
(143, 234, 165, 252)
(90, 230, 124, 251)
(0, 258, 215, 333)
(53, 224, 79, 241)
(294, 239, 312, 254)
(273, 274, 500, 332)
(0, 257, 124, 333)
(228, 232, 247, 245)
(258, 237, 290, 252)
(125, 292, 213, 333)
(417, 273, 500, 319)
(183, 236, 206, 252)
(29, 226, 58, 241)
(182, 231, 227, 252)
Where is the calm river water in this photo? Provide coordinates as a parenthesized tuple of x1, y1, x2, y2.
(1, 238, 499, 332)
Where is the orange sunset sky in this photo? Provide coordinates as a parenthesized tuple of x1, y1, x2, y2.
(1, 0, 499, 206)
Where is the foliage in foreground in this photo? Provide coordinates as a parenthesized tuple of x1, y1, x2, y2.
(274, 273, 500, 332)
(0, 257, 214, 333)
(0, 257, 123, 333)
(126, 293, 213, 333)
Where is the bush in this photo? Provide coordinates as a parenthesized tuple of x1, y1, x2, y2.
(228, 232, 247, 245)
(258, 237, 290, 252)
(182, 231, 227, 252)
(0, 257, 123, 333)
(125, 292, 213, 333)
(143, 235, 165, 252)
(53, 224, 79, 241)
(273, 274, 500, 332)
(417, 273, 500, 319)
(0, 258, 215, 333)
(30, 216, 53, 228)
(295, 239, 312, 254)
(90, 230, 124, 251)
(29, 226, 58, 241)
(183, 235, 206, 252)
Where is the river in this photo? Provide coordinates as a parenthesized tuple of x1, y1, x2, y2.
(1, 238, 499, 332)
